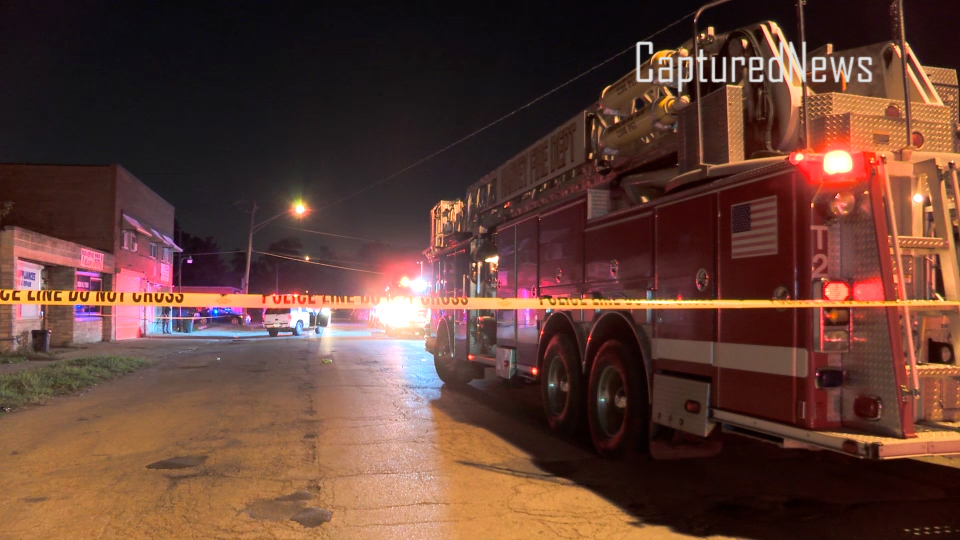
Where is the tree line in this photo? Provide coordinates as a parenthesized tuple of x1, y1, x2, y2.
(173, 221, 422, 296)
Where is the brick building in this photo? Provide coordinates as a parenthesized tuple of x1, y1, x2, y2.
(0, 227, 114, 351)
(0, 164, 180, 346)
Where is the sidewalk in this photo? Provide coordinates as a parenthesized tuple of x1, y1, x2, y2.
(0, 325, 264, 377)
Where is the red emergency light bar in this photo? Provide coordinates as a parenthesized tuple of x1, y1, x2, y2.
(789, 149, 874, 185)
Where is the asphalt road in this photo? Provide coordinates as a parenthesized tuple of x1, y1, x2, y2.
(2, 323, 960, 539)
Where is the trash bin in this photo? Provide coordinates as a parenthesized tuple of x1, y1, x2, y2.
(31, 329, 51, 352)
(181, 318, 194, 333)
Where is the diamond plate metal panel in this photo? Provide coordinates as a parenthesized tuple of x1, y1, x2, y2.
(924, 67, 959, 153)
(807, 93, 951, 125)
(924, 66, 958, 87)
(810, 114, 953, 153)
(837, 179, 906, 437)
(921, 379, 960, 422)
(678, 86, 744, 174)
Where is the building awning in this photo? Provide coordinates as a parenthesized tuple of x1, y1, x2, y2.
(161, 233, 184, 253)
(150, 228, 183, 252)
(122, 214, 153, 236)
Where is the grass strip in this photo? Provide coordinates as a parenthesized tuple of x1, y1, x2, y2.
(0, 356, 150, 411)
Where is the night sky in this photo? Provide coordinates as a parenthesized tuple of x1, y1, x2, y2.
(2, 1, 958, 264)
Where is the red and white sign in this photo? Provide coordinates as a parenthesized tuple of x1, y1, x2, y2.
(160, 263, 171, 284)
(80, 248, 105, 271)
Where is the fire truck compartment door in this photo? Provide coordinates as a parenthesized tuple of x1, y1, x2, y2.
(654, 195, 717, 360)
(496, 225, 517, 349)
(717, 178, 799, 425)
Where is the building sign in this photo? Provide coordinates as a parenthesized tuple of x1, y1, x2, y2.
(18, 265, 38, 289)
(160, 263, 171, 284)
(80, 248, 105, 271)
(16, 260, 42, 319)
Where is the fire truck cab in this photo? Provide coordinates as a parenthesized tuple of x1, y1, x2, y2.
(425, 5, 960, 461)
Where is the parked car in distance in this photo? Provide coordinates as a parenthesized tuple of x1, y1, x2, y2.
(262, 307, 330, 337)
(208, 307, 251, 325)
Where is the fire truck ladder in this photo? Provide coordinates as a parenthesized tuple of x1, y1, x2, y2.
(883, 157, 960, 423)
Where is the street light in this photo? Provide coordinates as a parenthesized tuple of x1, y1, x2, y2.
(241, 201, 307, 295)
(177, 254, 193, 330)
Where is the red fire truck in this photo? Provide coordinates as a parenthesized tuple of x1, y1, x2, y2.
(423, 5, 960, 461)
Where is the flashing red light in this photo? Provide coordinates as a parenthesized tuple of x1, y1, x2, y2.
(467, 354, 475, 361)
(822, 281, 851, 302)
(853, 395, 882, 420)
(853, 278, 885, 301)
(684, 400, 701, 414)
(791, 149, 871, 184)
(531, 367, 539, 376)
(823, 150, 854, 175)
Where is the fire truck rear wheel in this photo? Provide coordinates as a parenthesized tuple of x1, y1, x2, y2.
(587, 340, 647, 459)
(541, 333, 583, 437)
(434, 325, 472, 385)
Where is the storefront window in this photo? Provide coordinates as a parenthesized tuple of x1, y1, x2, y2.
(16, 260, 42, 319)
(76, 272, 103, 316)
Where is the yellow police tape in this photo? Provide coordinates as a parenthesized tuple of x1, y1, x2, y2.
(1, 289, 960, 310)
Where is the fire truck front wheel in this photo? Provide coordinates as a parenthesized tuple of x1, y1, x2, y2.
(587, 340, 648, 459)
(541, 334, 584, 437)
(433, 326, 473, 385)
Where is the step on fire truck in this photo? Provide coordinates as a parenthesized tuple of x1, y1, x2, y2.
(423, 2, 960, 460)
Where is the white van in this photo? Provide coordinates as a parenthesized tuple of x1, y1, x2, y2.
(262, 307, 330, 337)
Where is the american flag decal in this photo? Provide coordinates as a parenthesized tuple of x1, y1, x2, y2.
(731, 196, 777, 259)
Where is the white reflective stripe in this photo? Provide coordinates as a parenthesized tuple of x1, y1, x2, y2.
(652, 338, 714, 365)
(652, 339, 808, 377)
(716, 342, 808, 377)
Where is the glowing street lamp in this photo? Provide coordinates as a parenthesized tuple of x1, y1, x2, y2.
(242, 201, 308, 294)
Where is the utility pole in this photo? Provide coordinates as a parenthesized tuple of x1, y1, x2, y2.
(243, 201, 257, 295)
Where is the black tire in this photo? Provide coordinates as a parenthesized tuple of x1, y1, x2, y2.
(541, 334, 584, 437)
(231, 317, 240, 325)
(587, 340, 647, 459)
(268, 330, 279, 337)
(433, 324, 472, 386)
(293, 321, 303, 336)
(315, 325, 322, 334)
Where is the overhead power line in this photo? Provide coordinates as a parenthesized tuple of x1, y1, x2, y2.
(317, 10, 696, 211)
(284, 226, 420, 248)
(255, 250, 384, 275)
